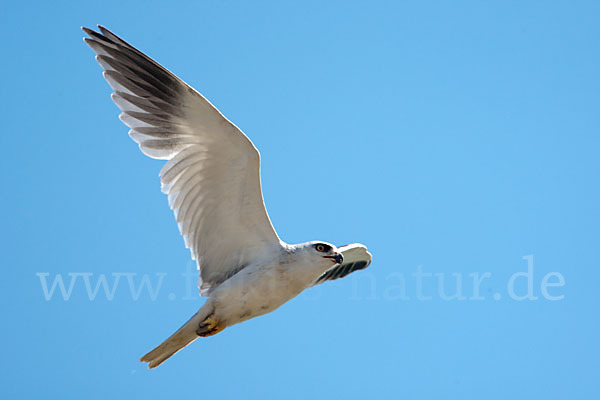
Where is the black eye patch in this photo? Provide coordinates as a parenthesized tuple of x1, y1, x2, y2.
(315, 243, 331, 253)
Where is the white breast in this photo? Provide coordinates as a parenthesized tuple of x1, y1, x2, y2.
(209, 257, 319, 326)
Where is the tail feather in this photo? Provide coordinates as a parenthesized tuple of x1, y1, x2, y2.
(140, 308, 208, 369)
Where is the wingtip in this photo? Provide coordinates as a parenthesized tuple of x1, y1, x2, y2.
(81, 26, 94, 35)
(97, 25, 112, 36)
(82, 37, 97, 50)
(82, 25, 114, 40)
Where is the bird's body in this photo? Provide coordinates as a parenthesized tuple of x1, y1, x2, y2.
(211, 246, 315, 325)
(83, 25, 372, 369)
(210, 242, 346, 326)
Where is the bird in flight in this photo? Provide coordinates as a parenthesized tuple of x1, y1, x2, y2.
(83, 26, 372, 369)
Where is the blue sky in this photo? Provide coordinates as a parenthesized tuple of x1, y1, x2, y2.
(1, 0, 599, 398)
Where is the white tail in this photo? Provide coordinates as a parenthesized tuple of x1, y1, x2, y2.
(140, 307, 209, 369)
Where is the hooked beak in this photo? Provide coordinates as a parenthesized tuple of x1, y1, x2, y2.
(324, 253, 344, 264)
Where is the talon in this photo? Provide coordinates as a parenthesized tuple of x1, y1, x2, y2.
(196, 314, 225, 337)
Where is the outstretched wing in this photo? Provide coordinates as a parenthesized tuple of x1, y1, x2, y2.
(313, 243, 372, 285)
(83, 26, 282, 295)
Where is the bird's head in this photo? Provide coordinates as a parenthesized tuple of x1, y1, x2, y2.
(295, 241, 344, 265)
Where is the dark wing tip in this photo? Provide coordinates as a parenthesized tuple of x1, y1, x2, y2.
(82, 27, 95, 42)
(314, 258, 371, 285)
(97, 25, 111, 34)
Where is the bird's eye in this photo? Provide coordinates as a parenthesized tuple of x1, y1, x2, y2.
(315, 244, 328, 253)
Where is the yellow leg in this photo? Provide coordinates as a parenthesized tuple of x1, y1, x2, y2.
(196, 314, 225, 337)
